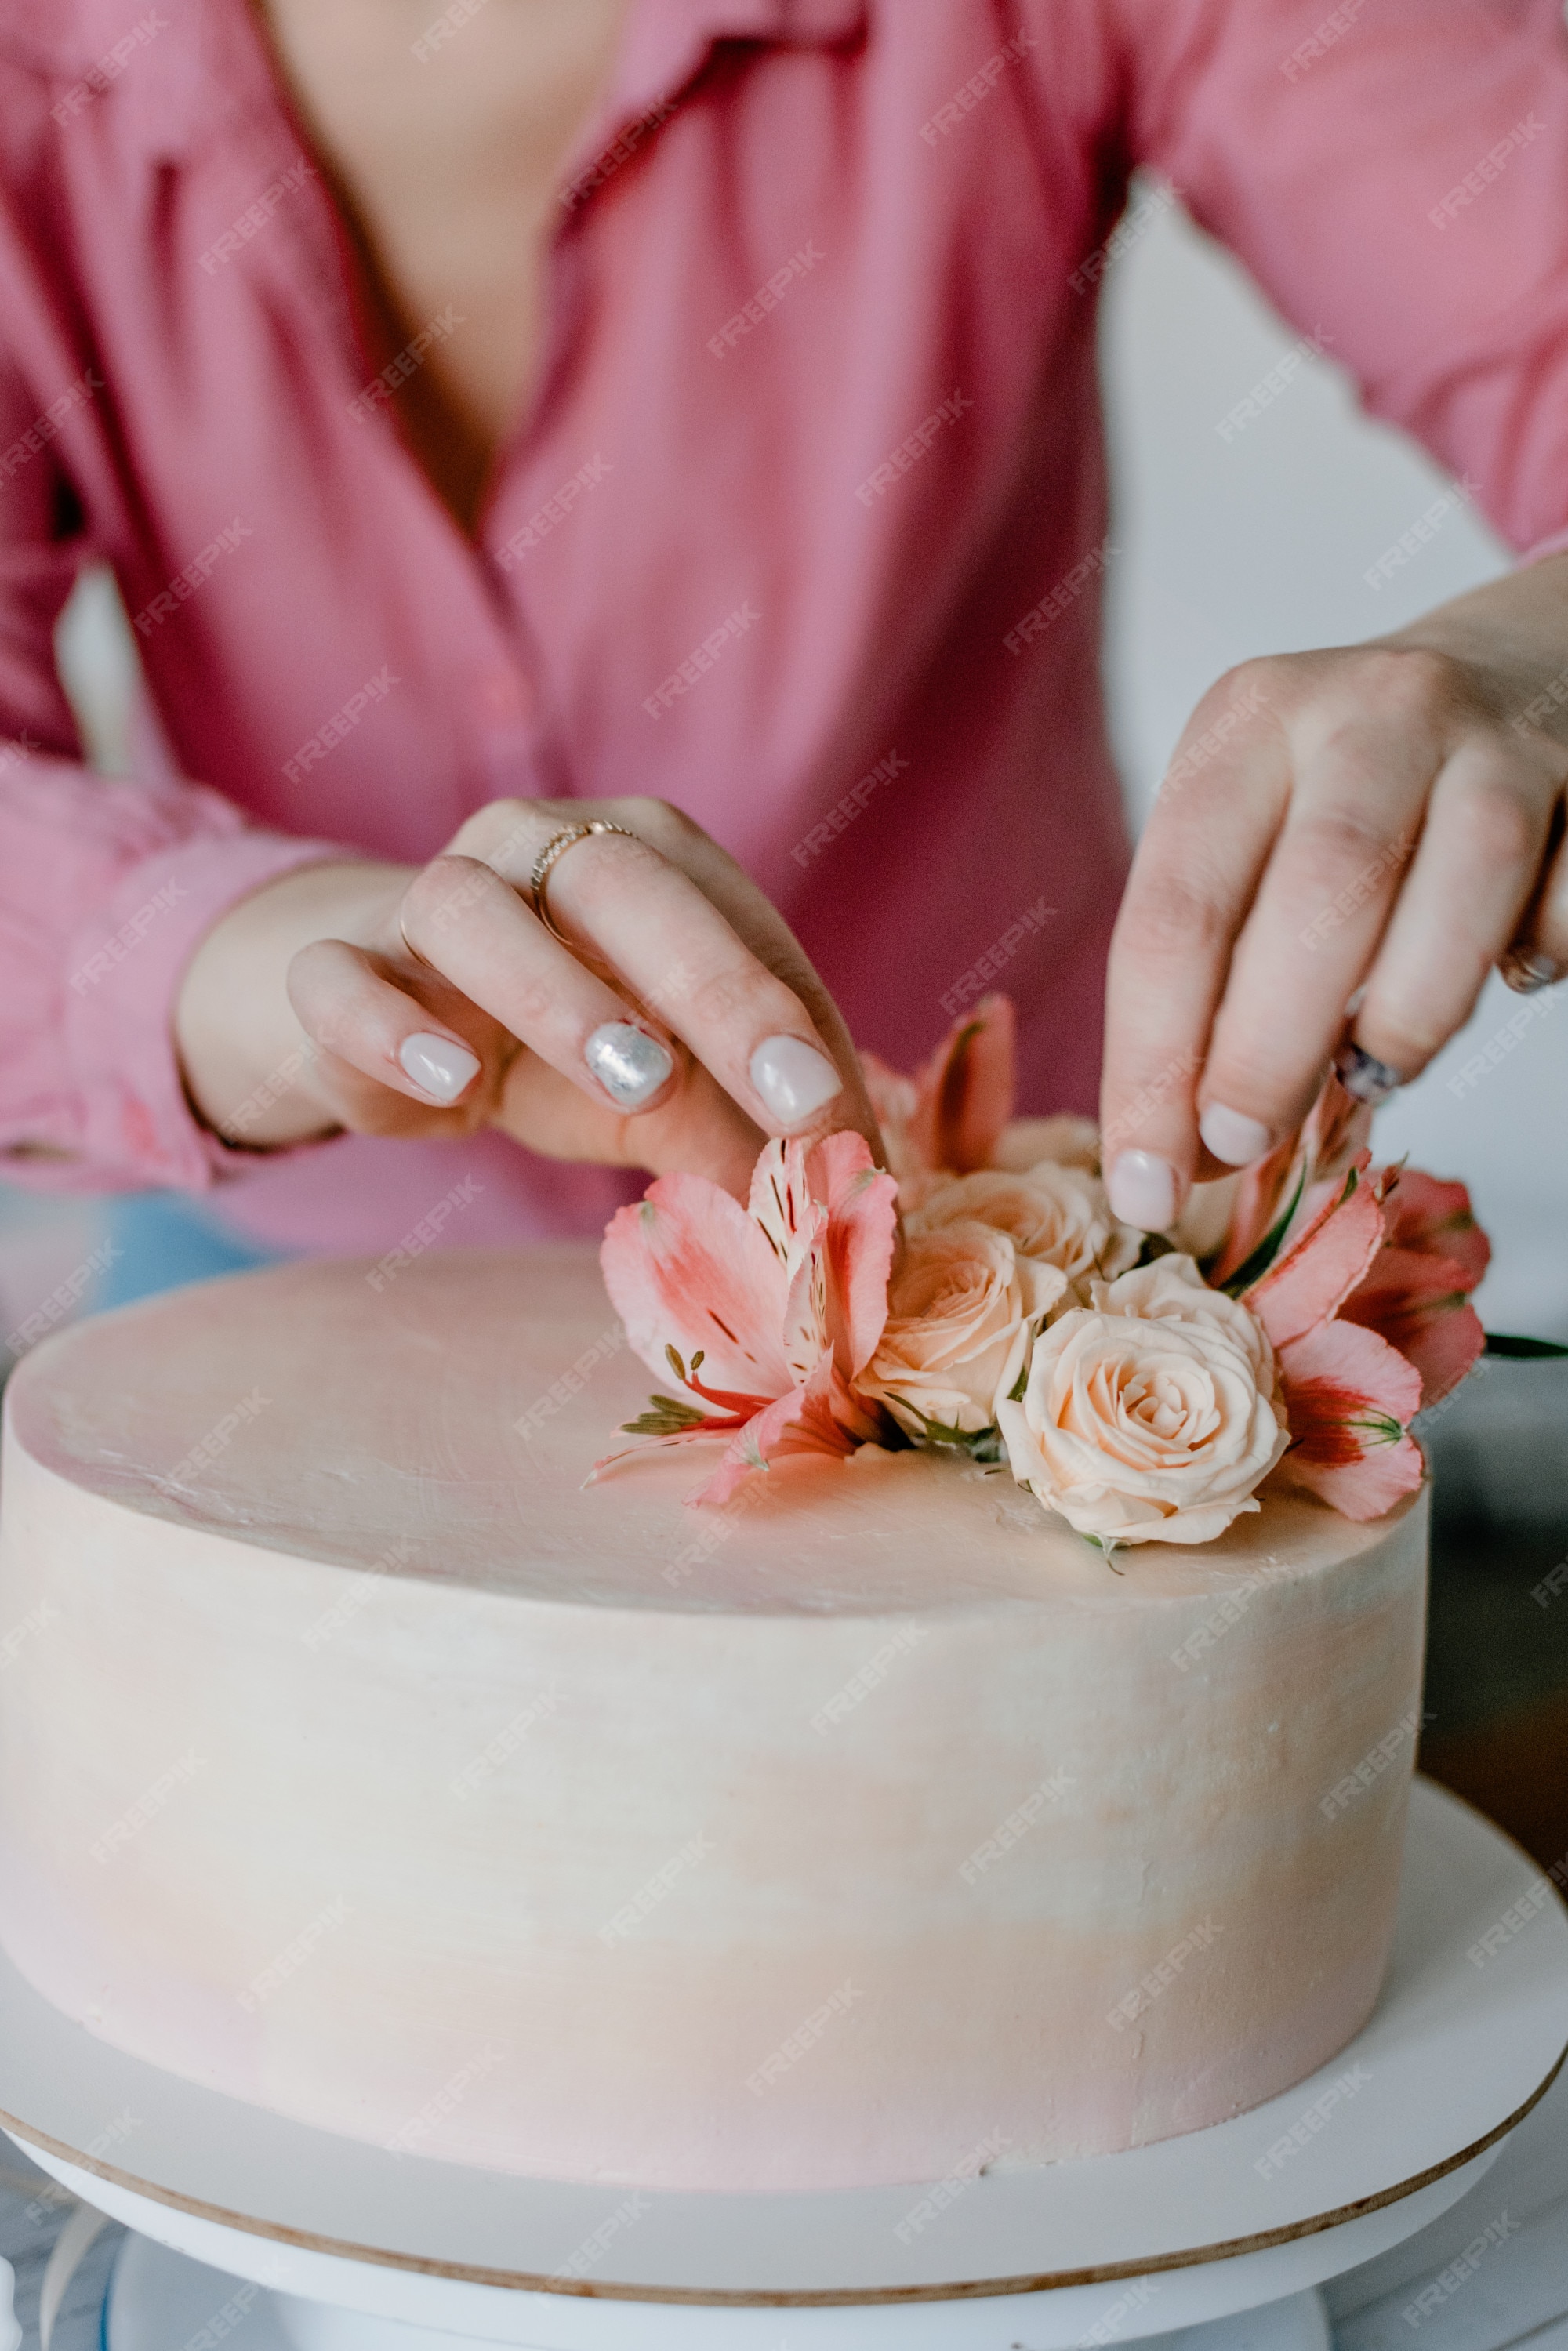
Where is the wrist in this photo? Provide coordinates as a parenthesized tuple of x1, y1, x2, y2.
(176, 857, 412, 1147)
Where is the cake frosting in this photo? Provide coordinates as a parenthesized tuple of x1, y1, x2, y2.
(0, 1246, 1428, 2192)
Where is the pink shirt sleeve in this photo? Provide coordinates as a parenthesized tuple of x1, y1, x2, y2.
(1105, 0, 1568, 561)
(1, 393, 343, 1195)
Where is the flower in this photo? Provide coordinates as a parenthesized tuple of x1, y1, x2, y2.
(909, 1162, 1139, 1297)
(1338, 1169, 1488, 1409)
(597, 1130, 897, 1504)
(996, 1256, 1288, 1545)
(855, 1221, 1065, 1439)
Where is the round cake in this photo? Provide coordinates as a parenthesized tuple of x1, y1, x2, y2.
(0, 1246, 1428, 2192)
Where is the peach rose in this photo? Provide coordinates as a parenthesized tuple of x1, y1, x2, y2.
(989, 1115, 1101, 1175)
(856, 1221, 1066, 1439)
(909, 1163, 1140, 1298)
(996, 1256, 1288, 1545)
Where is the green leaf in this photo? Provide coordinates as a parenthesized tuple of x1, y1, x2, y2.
(1220, 1159, 1312, 1297)
(1483, 1332, 1568, 1359)
(620, 1393, 713, 1437)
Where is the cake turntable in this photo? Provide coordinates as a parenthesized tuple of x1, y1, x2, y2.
(5, 1779, 1566, 2351)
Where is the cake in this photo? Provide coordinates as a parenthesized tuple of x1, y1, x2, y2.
(0, 1245, 1428, 2193)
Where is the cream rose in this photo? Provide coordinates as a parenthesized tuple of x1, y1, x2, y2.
(855, 1221, 1066, 1439)
(909, 1163, 1140, 1298)
(996, 1256, 1287, 1545)
(989, 1115, 1101, 1175)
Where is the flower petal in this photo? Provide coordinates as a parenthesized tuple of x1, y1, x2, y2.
(1381, 1169, 1491, 1289)
(600, 1177, 793, 1402)
(1275, 1320, 1425, 1519)
(808, 1130, 900, 1377)
(910, 994, 1016, 1174)
(688, 1357, 859, 1507)
(1244, 1161, 1383, 1349)
(1340, 1246, 1486, 1408)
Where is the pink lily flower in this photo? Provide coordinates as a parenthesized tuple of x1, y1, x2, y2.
(596, 1130, 898, 1504)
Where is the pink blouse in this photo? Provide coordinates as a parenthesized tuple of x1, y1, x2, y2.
(4, 0, 1568, 1258)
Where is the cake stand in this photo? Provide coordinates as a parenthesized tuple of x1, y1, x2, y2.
(6, 1780, 1566, 2351)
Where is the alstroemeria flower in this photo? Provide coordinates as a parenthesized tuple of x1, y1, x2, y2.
(596, 1130, 897, 1505)
(1338, 1169, 1489, 1408)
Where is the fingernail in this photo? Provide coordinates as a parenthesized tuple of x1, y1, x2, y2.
(1107, 1149, 1178, 1232)
(398, 1032, 481, 1104)
(585, 1021, 673, 1110)
(750, 1035, 843, 1125)
(1333, 1040, 1402, 1106)
(1198, 1102, 1272, 1167)
(1501, 950, 1559, 996)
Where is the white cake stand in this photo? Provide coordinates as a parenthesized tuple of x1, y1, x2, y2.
(5, 1781, 1566, 2351)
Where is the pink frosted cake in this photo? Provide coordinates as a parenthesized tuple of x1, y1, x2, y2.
(0, 1246, 1427, 2192)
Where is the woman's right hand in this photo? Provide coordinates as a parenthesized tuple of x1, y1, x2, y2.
(175, 796, 882, 1198)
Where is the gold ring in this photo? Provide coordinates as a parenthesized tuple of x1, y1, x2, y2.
(528, 819, 641, 945)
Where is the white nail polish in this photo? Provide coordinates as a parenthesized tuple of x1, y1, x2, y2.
(1199, 1102, 1272, 1168)
(585, 1021, 673, 1110)
(750, 1035, 844, 1126)
(1107, 1149, 1178, 1233)
(398, 1032, 481, 1105)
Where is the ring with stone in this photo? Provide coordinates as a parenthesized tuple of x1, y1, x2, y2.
(528, 819, 642, 946)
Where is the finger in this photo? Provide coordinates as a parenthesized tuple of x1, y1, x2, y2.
(1100, 677, 1290, 1228)
(458, 797, 883, 1161)
(287, 938, 489, 1127)
(498, 1047, 767, 1201)
(397, 856, 686, 1118)
(1352, 743, 1554, 1075)
(1501, 793, 1568, 991)
(521, 822, 858, 1140)
(1196, 702, 1440, 1160)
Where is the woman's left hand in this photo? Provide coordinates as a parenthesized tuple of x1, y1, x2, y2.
(1099, 549, 1568, 1232)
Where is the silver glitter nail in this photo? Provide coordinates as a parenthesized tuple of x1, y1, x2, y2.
(584, 1021, 673, 1110)
(1501, 951, 1559, 996)
(1333, 1040, 1403, 1106)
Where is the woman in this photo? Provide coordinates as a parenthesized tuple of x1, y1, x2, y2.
(3, 0, 1566, 1267)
